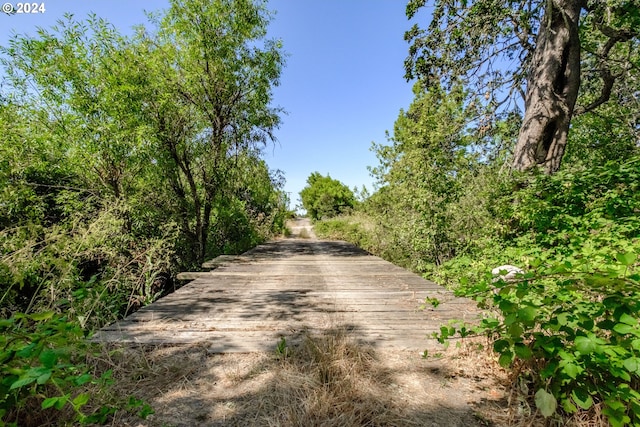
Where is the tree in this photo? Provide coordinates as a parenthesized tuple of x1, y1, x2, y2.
(405, 0, 640, 173)
(299, 173, 356, 220)
(0, 0, 288, 320)
(136, 0, 285, 264)
(1, 15, 151, 200)
(368, 84, 475, 268)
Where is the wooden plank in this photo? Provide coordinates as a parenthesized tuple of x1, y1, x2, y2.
(176, 272, 213, 281)
(92, 328, 446, 343)
(115, 312, 471, 324)
(92, 238, 481, 352)
(91, 329, 459, 352)
(183, 271, 420, 277)
(201, 254, 250, 269)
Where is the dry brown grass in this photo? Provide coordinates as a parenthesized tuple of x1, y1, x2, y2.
(297, 228, 311, 239)
(70, 331, 610, 427)
(78, 330, 508, 426)
(262, 330, 415, 426)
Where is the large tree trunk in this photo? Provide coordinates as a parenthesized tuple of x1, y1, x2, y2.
(512, 0, 583, 174)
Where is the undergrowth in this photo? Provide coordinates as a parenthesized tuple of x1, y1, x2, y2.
(0, 312, 154, 426)
(316, 157, 640, 425)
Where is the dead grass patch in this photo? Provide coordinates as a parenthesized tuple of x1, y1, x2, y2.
(10, 332, 609, 426)
(298, 227, 311, 239)
(80, 330, 513, 426)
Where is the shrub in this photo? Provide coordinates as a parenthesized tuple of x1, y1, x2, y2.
(0, 312, 115, 425)
(435, 158, 640, 425)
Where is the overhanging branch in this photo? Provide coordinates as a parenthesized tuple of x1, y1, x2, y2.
(574, 26, 636, 115)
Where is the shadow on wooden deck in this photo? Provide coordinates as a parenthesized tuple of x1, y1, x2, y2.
(92, 238, 479, 353)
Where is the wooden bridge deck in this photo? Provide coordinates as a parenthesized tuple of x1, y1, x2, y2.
(92, 238, 479, 353)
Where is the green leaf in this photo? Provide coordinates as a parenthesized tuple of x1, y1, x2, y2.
(138, 404, 155, 419)
(613, 323, 638, 335)
(619, 313, 638, 326)
(0, 318, 15, 329)
(42, 396, 61, 409)
(575, 336, 596, 354)
(611, 366, 631, 381)
(535, 389, 557, 417)
(508, 323, 523, 338)
(9, 375, 36, 390)
(39, 350, 58, 368)
(517, 306, 537, 322)
(623, 357, 640, 374)
(72, 393, 90, 407)
(606, 400, 625, 411)
(16, 342, 37, 358)
(530, 258, 543, 268)
(74, 373, 93, 385)
(36, 371, 52, 385)
(562, 398, 578, 414)
(556, 312, 570, 326)
(580, 318, 595, 331)
(603, 403, 631, 427)
(52, 394, 69, 410)
(571, 388, 593, 410)
(514, 343, 533, 359)
(504, 313, 517, 326)
(562, 363, 581, 379)
(30, 311, 55, 321)
(498, 351, 513, 368)
(498, 300, 516, 313)
(493, 339, 510, 353)
(615, 252, 636, 266)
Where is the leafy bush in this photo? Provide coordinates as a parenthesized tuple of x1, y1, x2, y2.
(340, 154, 640, 424)
(315, 215, 372, 248)
(433, 158, 640, 424)
(0, 312, 115, 425)
(451, 251, 640, 425)
(0, 199, 178, 326)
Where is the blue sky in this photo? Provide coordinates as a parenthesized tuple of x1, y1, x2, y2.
(0, 0, 420, 208)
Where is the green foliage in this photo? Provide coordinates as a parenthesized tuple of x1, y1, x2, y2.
(0, 193, 177, 327)
(275, 336, 289, 359)
(452, 252, 640, 424)
(508, 157, 640, 257)
(0, 0, 288, 316)
(314, 214, 378, 252)
(430, 159, 640, 424)
(345, 75, 640, 424)
(406, 0, 639, 173)
(405, 0, 640, 124)
(363, 84, 479, 271)
(566, 98, 640, 167)
(142, 0, 286, 263)
(1, 0, 287, 268)
(299, 173, 356, 220)
(0, 1, 288, 422)
(0, 312, 115, 425)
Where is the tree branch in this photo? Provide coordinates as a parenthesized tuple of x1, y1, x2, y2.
(574, 26, 635, 115)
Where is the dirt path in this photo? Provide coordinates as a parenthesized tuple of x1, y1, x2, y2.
(106, 340, 507, 426)
(286, 217, 317, 239)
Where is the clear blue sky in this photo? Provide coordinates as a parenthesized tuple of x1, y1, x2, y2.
(0, 0, 420, 208)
